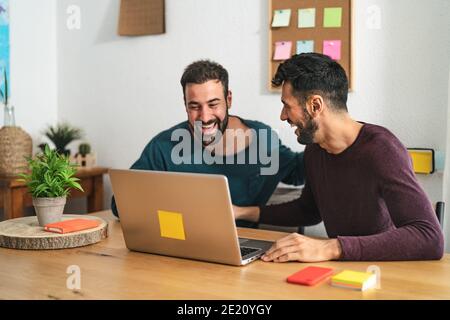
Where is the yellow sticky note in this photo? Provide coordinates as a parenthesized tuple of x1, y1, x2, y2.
(331, 270, 377, 291)
(298, 8, 316, 28)
(272, 9, 291, 27)
(158, 210, 186, 240)
(408, 149, 434, 174)
(332, 270, 374, 286)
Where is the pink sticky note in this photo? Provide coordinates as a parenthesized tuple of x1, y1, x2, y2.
(323, 40, 341, 60)
(273, 41, 292, 61)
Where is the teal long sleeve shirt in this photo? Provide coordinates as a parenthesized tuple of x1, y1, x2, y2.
(111, 119, 305, 221)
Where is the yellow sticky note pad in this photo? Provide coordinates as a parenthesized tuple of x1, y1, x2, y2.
(158, 210, 186, 240)
(332, 270, 373, 286)
(331, 270, 377, 291)
(408, 149, 434, 174)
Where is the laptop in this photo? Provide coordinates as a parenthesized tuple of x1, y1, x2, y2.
(109, 169, 273, 266)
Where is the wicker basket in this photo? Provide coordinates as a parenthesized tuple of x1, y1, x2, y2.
(0, 126, 33, 177)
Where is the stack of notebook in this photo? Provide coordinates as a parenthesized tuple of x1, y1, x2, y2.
(331, 270, 377, 291)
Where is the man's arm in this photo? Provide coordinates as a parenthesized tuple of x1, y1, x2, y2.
(261, 234, 342, 263)
(111, 140, 167, 218)
(258, 180, 321, 226)
(337, 140, 444, 261)
(236, 182, 342, 263)
(233, 179, 321, 226)
(255, 182, 342, 263)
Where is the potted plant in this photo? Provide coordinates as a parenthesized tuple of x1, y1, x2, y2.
(78, 143, 91, 156)
(18, 145, 84, 227)
(78, 143, 90, 167)
(74, 143, 95, 167)
(44, 122, 83, 156)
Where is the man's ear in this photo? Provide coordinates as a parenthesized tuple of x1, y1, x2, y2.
(309, 95, 324, 116)
(226, 90, 232, 109)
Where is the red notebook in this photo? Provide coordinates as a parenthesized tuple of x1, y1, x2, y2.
(44, 219, 101, 234)
(287, 266, 334, 286)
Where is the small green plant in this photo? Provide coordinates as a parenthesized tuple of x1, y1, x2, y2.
(44, 122, 83, 155)
(18, 145, 84, 198)
(78, 143, 91, 156)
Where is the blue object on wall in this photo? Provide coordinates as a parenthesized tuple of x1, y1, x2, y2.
(0, 0, 10, 98)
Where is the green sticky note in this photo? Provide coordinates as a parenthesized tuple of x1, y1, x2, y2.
(324, 7, 342, 28)
(272, 9, 291, 27)
(298, 8, 316, 28)
(158, 210, 186, 240)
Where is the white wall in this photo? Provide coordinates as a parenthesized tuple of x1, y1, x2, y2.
(22, 0, 446, 246)
(0, 0, 57, 219)
(2, 0, 58, 146)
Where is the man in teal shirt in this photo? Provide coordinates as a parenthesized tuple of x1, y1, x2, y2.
(111, 60, 305, 227)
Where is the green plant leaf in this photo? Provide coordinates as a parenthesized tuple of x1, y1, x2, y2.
(69, 181, 83, 192)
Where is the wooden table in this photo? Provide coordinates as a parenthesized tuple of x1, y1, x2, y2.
(0, 210, 449, 300)
(0, 167, 109, 221)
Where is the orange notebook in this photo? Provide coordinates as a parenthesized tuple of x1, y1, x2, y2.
(44, 219, 101, 234)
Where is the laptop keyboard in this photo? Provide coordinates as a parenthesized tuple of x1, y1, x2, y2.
(240, 246, 260, 257)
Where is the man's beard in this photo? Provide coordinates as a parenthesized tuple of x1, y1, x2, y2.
(191, 108, 229, 147)
(296, 111, 318, 145)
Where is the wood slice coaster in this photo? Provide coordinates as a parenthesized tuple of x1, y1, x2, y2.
(0, 215, 108, 250)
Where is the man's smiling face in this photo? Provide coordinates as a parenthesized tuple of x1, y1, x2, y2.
(185, 79, 231, 146)
(279, 81, 318, 145)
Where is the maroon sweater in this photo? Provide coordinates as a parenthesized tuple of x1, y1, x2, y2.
(260, 123, 444, 261)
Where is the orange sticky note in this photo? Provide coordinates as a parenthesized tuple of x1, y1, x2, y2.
(273, 41, 292, 61)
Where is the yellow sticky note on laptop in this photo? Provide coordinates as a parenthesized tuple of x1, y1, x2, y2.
(158, 210, 186, 240)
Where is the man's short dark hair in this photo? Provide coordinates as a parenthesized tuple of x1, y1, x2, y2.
(272, 53, 349, 111)
(180, 60, 229, 103)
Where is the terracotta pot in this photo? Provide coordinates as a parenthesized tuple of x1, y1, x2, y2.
(32, 196, 67, 227)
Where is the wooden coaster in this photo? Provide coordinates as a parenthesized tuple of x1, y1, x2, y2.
(0, 215, 108, 250)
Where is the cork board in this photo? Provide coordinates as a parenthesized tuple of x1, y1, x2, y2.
(269, 0, 353, 91)
(0, 215, 108, 250)
(118, 0, 165, 36)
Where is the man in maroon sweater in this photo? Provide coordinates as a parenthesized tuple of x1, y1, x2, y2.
(234, 53, 444, 262)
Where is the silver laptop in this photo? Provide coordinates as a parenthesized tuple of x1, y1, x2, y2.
(109, 169, 273, 266)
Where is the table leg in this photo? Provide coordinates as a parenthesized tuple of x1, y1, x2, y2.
(3, 187, 25, 220)
(87, 175, 104, 212)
